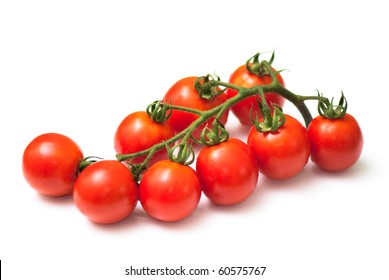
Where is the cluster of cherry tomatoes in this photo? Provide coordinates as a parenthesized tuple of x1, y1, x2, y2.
(22, 54, 364, 224)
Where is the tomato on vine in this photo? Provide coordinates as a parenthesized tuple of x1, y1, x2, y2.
(162, 76, 229, 139)
(114, 110, 175, 165)
(22, 133, 84, 196)
(139, 159, 201, 222)
(307, 94, 363, 171)
(196, 138, 259, 206)
(73, 160, 138, 224)
(226, 53, 285, 125)
(247, 113, 310, 180)
(21, 51, 366, 227)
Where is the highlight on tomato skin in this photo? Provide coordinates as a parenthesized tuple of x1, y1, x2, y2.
(22, 133, 84, 197)
(307, 113, 364, 172)
(73, 160, 138, 224)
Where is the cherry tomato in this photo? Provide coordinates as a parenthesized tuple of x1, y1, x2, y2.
(226, 64, 285, 125)
(196, 138, 259, 206)
(247, 114, 310, 180)
(162, 76, 229, 139)
(307, 113, 363, 172)
(73, 160, 138, 224)
(114, 111, 175, 165)
(22, 133, 84, 196)
(139, 160, 201, 222)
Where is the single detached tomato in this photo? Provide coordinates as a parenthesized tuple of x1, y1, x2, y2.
(114, 111, 175, 165)
(73, 160, 138, 224)
(247, 115, 310, 180)
(307, 114, 363, 172)
(22, 133, 84, 196)
(162, 76, 229, 139)
(196, 138, 259, 206)
(139, 160, 201, 222)
(226, 64, 285, 125)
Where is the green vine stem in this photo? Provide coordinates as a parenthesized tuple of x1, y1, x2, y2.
(116, 59, 327, 167)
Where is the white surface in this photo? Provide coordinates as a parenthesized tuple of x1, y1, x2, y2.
(1, 1, 388, 279)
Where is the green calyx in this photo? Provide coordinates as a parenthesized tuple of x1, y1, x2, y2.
(78, 156, 103, 174)
(250, 102, 286, 133)
(194, 74, 226, 101)
(166, 141, 195, 166)
(249, 87, 286, 133)
(199, 120, 229, 146)
(127, 163, 146, 183)
(317, 91, 348, 119)
(246, 51, 275, 76)
(146, 100, 172, 123)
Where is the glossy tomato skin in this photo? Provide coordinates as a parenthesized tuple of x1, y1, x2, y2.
(114, 111, 175, 165)
(196, 138, 259, 206)
(22, 133, 84, 196)
(247, 115, 310, 180)
(307, 114, 363, 172)
(139, 160, 201, 222)
(73, 160, 138, 224)
(162, 76, 229, 139)
(226, 64, 285, 125)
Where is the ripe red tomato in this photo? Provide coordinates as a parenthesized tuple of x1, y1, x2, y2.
(162, 76, 229, 139)
(196, 138, 259, 206)
(22, 133, 84, 196)
(139, 160, 201, 222)
(226, 64, 285, 125)
(114, 111, 175, 165)
(307, 114, 363, 172)
(247, 114, 310, 180)
(73, 160, 138, 224)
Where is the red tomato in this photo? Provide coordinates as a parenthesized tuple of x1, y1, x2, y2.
(162, 76, 229, 139)
(139, 160, 201, 222)
(114, 111, 175, 165)
(307, 114, 363, 172)
(196, 138, 259, 206)
(22, 133, 84, 196)
(247, 115, 310, 180)
(226, 64, 285, 125)
(73, 160, 138, 224)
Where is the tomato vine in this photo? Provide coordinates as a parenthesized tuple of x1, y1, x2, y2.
(115, 55, 329, 180)
(23, 51, 363, 224)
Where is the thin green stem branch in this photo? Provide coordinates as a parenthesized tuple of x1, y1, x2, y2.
(166, 104, 204, 115)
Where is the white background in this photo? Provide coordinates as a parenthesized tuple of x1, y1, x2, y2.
(1, 1, 388, 279)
